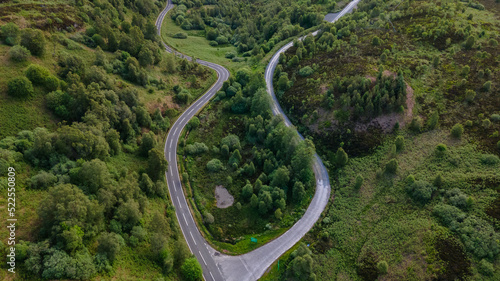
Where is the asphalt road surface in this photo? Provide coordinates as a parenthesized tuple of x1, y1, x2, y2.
(157, 1, 360, 280)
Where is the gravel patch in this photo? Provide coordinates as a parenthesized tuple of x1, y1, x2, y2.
(215, 185, 234, 208)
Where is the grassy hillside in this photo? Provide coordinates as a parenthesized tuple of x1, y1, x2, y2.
(272, 0, 500, 280)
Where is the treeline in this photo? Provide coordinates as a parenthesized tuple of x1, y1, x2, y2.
(170, 0, 335, 59)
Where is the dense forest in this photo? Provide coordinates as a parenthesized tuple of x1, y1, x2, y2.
(274, 0, 500, 280)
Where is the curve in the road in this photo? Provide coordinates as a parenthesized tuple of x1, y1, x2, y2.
(157, 1, 360, 280)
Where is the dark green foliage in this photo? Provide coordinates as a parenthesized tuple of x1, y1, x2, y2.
(427, 111, 439, 130)
(354, 175, 364, 189)
(221, 134, 241, 151)
(372, 36, 381, 46)
(377, 260, 388, 275)
(73, 159, 111, 194)
(187, 116, 200, 130)
(481, 154, 499, 165)
(299, 66, 314, 77)
(464, 35, 475, 50)
(286, 243, 316, 281)
(97, 232, 124, 263)
(25, 64, 51, 85)
(292, 181, 306, 202)
(228, 149, 242, 167)
(395, 136, 404, 152)
(206, 159, 223, 172)
(20, 28, 46, 56)
(115, 199, 142, 232)
(181, 257, 203, 281)
(8, 45, 31, 62)
(435, 143, 447, 156)
(478, 259, 494, 276)
(173, 32, 188, 39)
(335, 147, 348, 167)
(30, 171, 57, 189)
(451, 123, 464, 139)
(147, 148, 168, 181)
(139, 131, 157, 157)
(241, 183, 253, 201)
(406, 180, 435, 204)
(185, 142, 209, 155)
(384, 159, 398, 174)
(270, 166, 290, 189)
(136, 106, 153, 128)
(8, 77, 34, 98)
(38, 184, 104, 240)
(1, 22, 20, 45)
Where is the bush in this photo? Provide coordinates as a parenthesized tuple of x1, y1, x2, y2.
(372, 36, 381, 46)
(409, 117, 423, 132)
(482, 118, 491, 128)
(44, 76, 60, 91)
(478, 259, 494, 276)
(481, 154, 499, 165)
(354, 175, 364, 189)
(491, 114, 500, 122)
(206, 159, 223, 172)
(30, 171, 58, 189)
(395, 136, 404, 152)
(377, 261, 388, 275)
(451, 123, 464, 139)
(1, 22, 20, 45)
(181, 257, 203, 281)
(298, 66, 314, 77)
(8, 45, 31, 62)
(435, 143, 447, 156)
(8, 77, 34, 98)
(384, 159, 398, 174)
(20, 28, 46, 56)
(25, 64, 51, 85)
(225, 52, 236, 59)
(482, 81, 492, 92)
(185, 142, 208, 155)
(173, 32, 188, 39)
(432, 203, 465, 227)
(406, 180, 435, 204)
(215, 36, 228, 45)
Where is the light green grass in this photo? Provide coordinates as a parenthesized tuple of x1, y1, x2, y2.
(161, 13, 247, 73)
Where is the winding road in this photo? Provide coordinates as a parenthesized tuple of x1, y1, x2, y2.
(157, 1, 360, 280)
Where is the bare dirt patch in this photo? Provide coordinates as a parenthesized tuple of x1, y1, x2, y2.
(215, 185, 234, 208)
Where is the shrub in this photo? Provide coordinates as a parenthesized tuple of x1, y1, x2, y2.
(215, 36, 228, 45)
(298, 66, 314, 77)
(30, 171, 58, 189)
(372, 36, 381, 46)
(406, 180, 435, 204)
(432, 203, 465, 227)
(225, 52, 236, 59)
(482, 81, 492, 92)
(491, 114, 500, 122)
(8, 77, 34, 98)
(435, 143, 447, 156)
(465, 89, 475, 103)
(185, 142, 208, 155)
(206, 159, 223, 172)
(335, 147, 348, 167)
(173, 32, 187, 39)
(377, 261, 388, 275)
(482, 118, 491, 128)
(20, 28, 46, 56)
(209, 40, 218, 46)
(464, 35, 475, 50)
(354, 175, 364, 189)
(25, 64, 51, 85)
(451, 123, 464, 139)
(395, 136, 404, 152)
(181, 257, 203, 281)
(44, 75, 59, 91)
(481, 154, 499, 165)
(8, 45, 31, 62)
(409, 117, 423, 132)
(384, 159, 398, 174)
(478, 259, 494, 276)
(1, 22, 20, 45)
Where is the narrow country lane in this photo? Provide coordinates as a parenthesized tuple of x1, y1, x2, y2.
(157, 1, 361, 280)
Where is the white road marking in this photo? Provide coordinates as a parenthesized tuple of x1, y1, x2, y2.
(182, 213, 188, 225)
(199, 251, 207, 265)
(177, 196, 182, 207)
(209, 272, 215, 281)
(190, 232, 197, 245)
